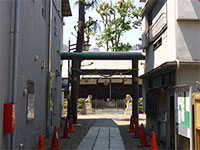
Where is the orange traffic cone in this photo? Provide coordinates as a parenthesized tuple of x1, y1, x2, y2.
(68, 115, 74, 133)
(151, 131, 157, 150)
(138, 124, 149, 147)
(51, 125, 60, 150)
(63, 119, 70, 139)
(132, 119, 140, 138)
(128, 115, 134, 132)
(38, 134, 44, 150)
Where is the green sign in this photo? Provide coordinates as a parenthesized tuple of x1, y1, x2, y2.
(175, 85, 193, 150)
(177, 91, 190, 128)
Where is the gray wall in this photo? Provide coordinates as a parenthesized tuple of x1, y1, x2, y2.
(176, 65, 200, 93)
(0, 1, 13, 149)
(0, 0, 63, 148)
(176, 0, 200, 20)
(15, 1, 49, 148)
(176, 21, 200, 61)
(51, 0, 63, 127)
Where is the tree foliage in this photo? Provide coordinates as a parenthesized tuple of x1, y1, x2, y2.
(96, 0, 142, 51)
(85, 16, 100, 47)
(74, 0, 101, 51)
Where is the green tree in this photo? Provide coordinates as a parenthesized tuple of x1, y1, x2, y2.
(96, 0, 142, 51)
(84, 16, 100, 50)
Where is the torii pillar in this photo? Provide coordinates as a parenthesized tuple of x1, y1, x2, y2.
(132, 59, 139, 122)
(71, 58, 80, 124)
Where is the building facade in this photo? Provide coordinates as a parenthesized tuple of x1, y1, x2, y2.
(141, 0, 200, 149)
(78, 59, 144, 102)
(0, 0, 71, 149)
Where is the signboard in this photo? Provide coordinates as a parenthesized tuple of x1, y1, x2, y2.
(194, 93, 200, 149)
(174, 85, 192, 150)
(27, 80, 35, 123)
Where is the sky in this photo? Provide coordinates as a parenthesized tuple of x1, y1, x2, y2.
(63, 0, 145, 51)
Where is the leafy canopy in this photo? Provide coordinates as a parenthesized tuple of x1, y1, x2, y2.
(96, 0, 142, 51)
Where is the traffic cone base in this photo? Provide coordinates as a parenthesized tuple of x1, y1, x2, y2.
(69, 115, 75, 133)
(51, 126, 60, 150)
(132, 119, 140, 138)
(62, 128, 70, 139)
(138, 144, 149, 147)
(62, 119, 70, 139)
(128, 115, 134, 132)
(132, 135, 140, 138)
(151, 131, 158, 150)
(38, 134, 44, 150)
(138, 124, 149, 147)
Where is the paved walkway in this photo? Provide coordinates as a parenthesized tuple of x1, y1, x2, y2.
(77, 119, 125, 150)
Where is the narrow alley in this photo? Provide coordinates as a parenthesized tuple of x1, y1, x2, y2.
(1, 0, 200, 149)
(42, 108, 153, 150)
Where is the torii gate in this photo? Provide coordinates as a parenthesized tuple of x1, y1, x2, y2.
(60, 52, 145, 123)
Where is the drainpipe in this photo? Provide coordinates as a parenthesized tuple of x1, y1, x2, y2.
(175, 59, 180, 70)
(46, 0, 53, 137)
(11, 0, 20, 149)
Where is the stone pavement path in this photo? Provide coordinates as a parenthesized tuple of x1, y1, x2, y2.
(77, 119, 125, 150)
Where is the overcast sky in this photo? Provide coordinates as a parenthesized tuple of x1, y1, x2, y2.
(63, 0, 144, 50)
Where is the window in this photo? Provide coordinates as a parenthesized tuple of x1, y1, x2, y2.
(54, 16, 57, 36)
(42, 0, 46, 19)
(27, 80, 35, 123)
(153, 38, 162, 50)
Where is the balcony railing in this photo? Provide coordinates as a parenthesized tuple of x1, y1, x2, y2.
(148, 13, 167, 42)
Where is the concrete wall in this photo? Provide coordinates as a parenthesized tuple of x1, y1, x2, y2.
(176, 0, 200, 20)
(176, 65, 200, 92)
(0, 0, 63, 148)
(176, 21, 200, 61)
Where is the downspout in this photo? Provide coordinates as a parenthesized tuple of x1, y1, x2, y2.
(11, 0, 20, 149)
(175, 59, 180, 85)
(46, 0, 53, 137)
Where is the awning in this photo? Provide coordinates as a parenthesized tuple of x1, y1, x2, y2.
(139, 61, 200, 78)
(140, 0, 157, 18)
(62, 0, 72, 17)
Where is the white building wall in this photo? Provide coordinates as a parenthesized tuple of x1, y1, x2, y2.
(154, 1, 176, 67)
(144, 0, 200, 69)
(144, 0, 177, 72)
(62, 60, 69, 78)
(81, 60, 132, 70)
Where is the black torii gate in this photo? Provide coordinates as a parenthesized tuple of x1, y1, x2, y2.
(60, 52, 145, 123)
